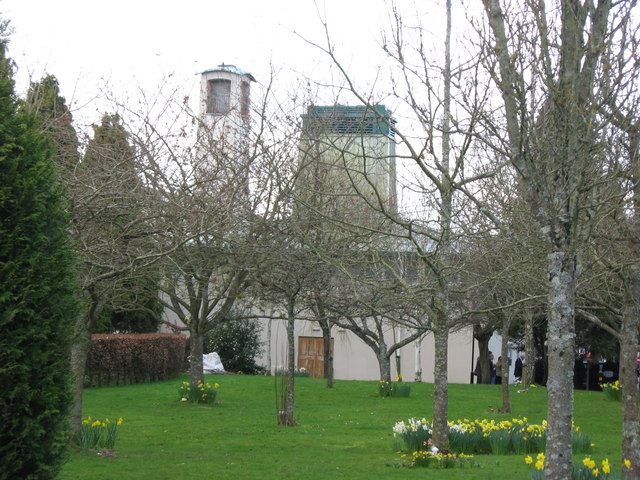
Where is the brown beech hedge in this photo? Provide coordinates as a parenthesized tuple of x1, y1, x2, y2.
(85, 333, 186, 387)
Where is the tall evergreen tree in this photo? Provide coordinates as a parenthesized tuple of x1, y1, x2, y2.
(0, 21, 78, 479)
(24, 74, 80, 171)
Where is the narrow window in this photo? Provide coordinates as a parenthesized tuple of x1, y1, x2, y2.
(240, 81, 250, 119)
(207, 79, 231, 114)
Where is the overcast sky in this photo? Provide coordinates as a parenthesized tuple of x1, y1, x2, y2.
(1, 0, 461, 215)
(1, 0, 426, 123)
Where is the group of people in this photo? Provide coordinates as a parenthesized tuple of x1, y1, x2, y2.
(474, 351, 526, 384)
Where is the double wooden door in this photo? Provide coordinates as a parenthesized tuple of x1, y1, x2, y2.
(297, 336, 333, 378)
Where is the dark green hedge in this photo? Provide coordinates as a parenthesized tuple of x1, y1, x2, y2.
(0, 31, 78, 479)
(85, 334, 186, 386)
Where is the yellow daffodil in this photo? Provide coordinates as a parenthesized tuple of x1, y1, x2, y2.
(524, 456, 533, 465)
(117, 417, 124, 426)
(592, 468, 599, 477)
(624, 459, 632, 468)
(601, 459, 610, 474)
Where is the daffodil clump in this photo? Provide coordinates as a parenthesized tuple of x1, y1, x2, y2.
(601, 380, 623, 401)
(406, 448, 475, 469)
(378, 380, 411, 398)
(79, 416, 124, 450)
(178, 380, 219, 404)
(392, 417, 432, 452)
(447, 417, 548, 454)
(525, 454, 633, 479)
(394, 417, 592, 456)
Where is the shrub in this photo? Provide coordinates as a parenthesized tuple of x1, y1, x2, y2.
(204, 317, 264, 374)
(0, 33, 78, 479)
(94, 278, 163, 334)
(85, 334, 186, 386)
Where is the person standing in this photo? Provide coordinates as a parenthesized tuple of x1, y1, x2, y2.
(514, 352, 525, 383)
(489, 352, 497, 384)
(495, 356, 503, 384)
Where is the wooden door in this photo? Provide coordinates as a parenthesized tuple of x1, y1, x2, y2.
(297, 336, 333, 378)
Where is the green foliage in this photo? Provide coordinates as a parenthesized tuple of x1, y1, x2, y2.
(24, 74, 80, 170)
(204, 317, 264, 374)
(95, 279, 163, 334)
(0, 24, 78, 479)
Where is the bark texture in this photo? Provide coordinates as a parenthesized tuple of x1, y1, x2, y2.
(620, 270, 640, 479)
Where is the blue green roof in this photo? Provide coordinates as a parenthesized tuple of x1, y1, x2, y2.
(200, 64, 255, 82)
(302, 105, 395, 137)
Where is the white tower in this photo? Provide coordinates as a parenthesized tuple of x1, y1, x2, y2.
(198, 64, 255, 146)
(197, 65, 255, 188)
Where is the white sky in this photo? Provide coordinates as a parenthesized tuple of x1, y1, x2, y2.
(0, 0, 423, 123)
(1, 0, 461, 216)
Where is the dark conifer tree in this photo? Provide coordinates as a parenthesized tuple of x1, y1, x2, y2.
(0, 21, 78, 479)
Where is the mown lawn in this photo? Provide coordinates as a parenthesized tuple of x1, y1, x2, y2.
(61, 375, 623, 479)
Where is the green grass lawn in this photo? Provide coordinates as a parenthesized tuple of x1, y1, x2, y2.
(61, 375, 623, 479)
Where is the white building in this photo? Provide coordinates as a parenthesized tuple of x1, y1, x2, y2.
(161, 68, 516, 384)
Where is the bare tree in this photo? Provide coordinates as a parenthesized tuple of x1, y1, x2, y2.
(127, 75, 294, 386)
(301, 0, 500, 447)
(480, 1, 637, 477)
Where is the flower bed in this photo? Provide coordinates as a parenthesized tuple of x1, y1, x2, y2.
(393, 417, 592, 455)
(525, 454, 633, 479)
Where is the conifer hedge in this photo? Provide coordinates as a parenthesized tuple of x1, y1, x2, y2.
(0, 22, 78, 479)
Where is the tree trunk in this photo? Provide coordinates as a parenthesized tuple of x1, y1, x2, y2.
(70, 292, 106, 440)
(524, 310, 535, 386)
(393, 326, 403, 380)
(474, 326, 493, 384)
(414, 337, 423, 382)
(377, 343, 392, 383)
(620, 265, 640, 479)
(319, 320, 334, 388)
(189, 330, 204, 385)
(279, 298, 298, 426)
(544, 250, 576, 480)
(499, 313, 510, 413)
(432, 318, 449, 448)
(267, 319, 272, 374)
(69, 318, 91, 440)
